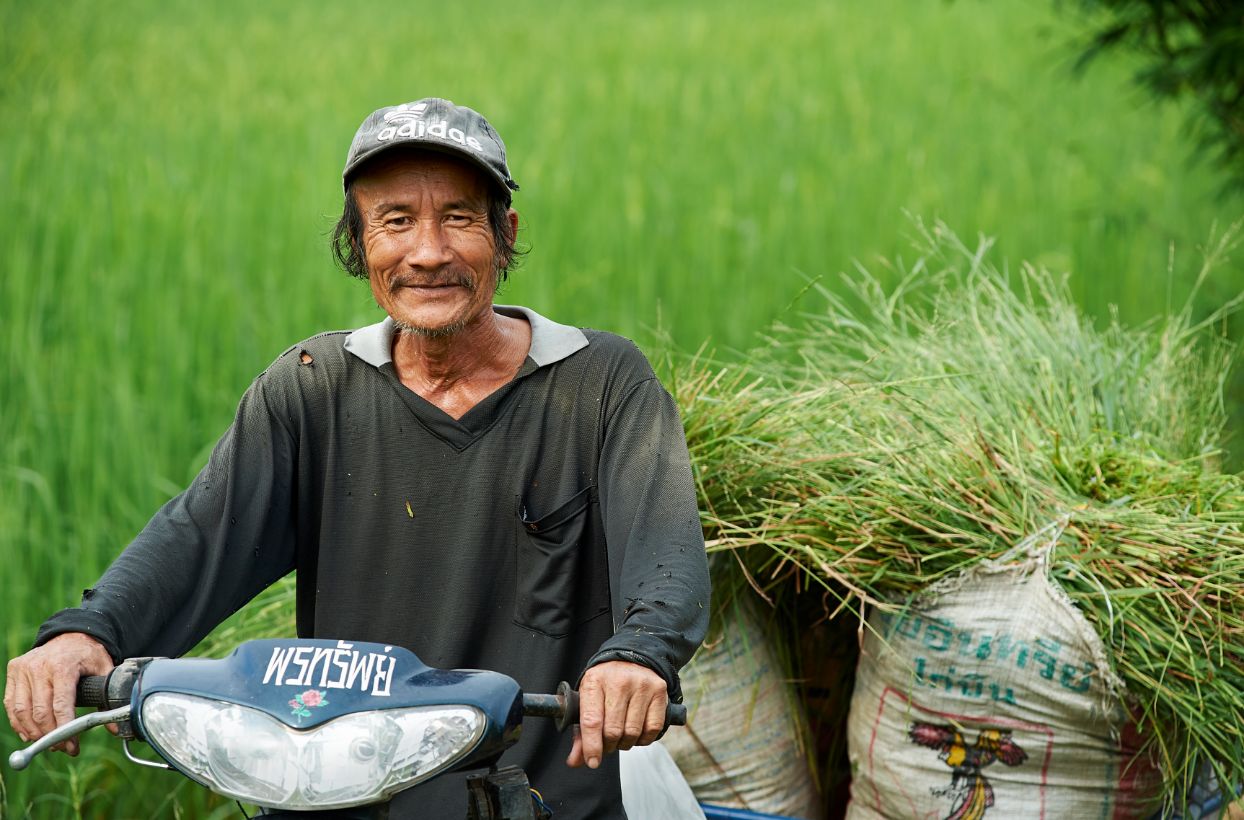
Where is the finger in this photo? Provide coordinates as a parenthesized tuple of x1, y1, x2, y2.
(578, 676, 605, 770)
(12, 665, 39, 744)
(5, 661, 30, 742)
(50, 669, 80, 756)
(617, 689, 650, 752)
(28, 662, 60, 745)
(600, 683, 629, 758)
(34, 667, 77, 755)
(3, 660, 20, 741)
(638, 690, 669, 746)
(566, 726, 584, 768)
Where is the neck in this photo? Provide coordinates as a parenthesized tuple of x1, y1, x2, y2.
(390, 306, 526, 391)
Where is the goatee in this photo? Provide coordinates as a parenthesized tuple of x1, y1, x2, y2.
(393, 315, 472, 339)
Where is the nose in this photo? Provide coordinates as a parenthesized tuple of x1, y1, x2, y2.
(404, 218, 454, 270)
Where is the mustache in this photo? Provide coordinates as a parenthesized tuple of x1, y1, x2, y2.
(388, 268, 477, 293)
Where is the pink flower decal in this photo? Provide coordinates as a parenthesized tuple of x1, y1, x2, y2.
(289, 689, 329, 720)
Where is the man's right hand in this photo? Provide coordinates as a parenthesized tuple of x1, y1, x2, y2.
(4, 633, 114, 756)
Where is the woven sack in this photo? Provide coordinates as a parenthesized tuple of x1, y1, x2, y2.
(664, 601, 823, 819)
(846, 519, 1162, 819)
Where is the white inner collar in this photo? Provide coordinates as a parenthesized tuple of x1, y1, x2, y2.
(342, 305, 588, 369)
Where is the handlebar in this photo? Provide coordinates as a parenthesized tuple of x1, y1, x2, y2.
(521, 681, 687, 733)
(76, 676, 692, 727)
(18, 670, 688, 773)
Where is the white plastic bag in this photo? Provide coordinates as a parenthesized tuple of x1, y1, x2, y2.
(620, 740, 707, 819)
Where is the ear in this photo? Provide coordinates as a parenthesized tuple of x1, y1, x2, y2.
(506, 208, 519, 246)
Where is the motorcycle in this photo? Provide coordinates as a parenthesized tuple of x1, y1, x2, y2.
(8, 637, 686, 819)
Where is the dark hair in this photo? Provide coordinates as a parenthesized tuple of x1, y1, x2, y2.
(331, 174, 525, 285)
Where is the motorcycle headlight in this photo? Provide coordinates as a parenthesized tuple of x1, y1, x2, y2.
(140, 693, 485, 809)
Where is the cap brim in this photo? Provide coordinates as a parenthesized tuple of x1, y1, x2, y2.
(342, 139, 516, 194)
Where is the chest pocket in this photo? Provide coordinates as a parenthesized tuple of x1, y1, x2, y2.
(514, 485, 610, 638)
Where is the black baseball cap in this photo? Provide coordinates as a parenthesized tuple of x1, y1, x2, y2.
(342, 97, 519, 193)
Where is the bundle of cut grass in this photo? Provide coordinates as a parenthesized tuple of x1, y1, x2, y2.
(676, 221, 1244, 804)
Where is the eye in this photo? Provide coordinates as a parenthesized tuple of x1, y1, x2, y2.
(385, 215, 412, 228)
(444, 212, 472, 226)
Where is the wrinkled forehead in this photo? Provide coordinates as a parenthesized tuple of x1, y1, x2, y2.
(350, 148, 493, 209)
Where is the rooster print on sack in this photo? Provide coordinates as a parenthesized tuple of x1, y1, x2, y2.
(908, 723, 1028, 820)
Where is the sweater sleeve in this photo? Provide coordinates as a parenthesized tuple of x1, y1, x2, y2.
(33, 373, 298, 662)
(583, 376, 711, 702)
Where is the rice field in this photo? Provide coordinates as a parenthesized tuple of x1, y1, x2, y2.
(1, 0, 1242, 815)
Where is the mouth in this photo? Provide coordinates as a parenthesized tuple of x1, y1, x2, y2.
(390, 274, 475, 295)
(399, 284, 471, 302)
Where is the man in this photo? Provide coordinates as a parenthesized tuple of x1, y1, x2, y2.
(4, 98, 710, 818)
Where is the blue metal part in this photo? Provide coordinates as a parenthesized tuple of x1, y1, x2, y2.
(699, 806, 803, 820)
(131, 638, 524, 773)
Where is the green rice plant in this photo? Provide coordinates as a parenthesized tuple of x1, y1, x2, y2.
(679, 220, 1244, 805)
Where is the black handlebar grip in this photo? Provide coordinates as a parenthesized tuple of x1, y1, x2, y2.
(555, 683, 579, 732)
(666, 702, 687, 726)
(75, 675, 107, 708)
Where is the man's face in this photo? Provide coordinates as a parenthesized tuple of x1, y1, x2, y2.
(352, 152, 504, 337)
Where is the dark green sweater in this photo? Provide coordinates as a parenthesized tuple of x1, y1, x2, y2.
(35, 306, 711, 819)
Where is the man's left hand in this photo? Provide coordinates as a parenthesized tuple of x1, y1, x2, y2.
(566, 660, 668, 769)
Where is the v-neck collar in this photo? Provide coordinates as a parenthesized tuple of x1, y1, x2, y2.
(343, 306, 587, 451)
(378, 358, 538, 450)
